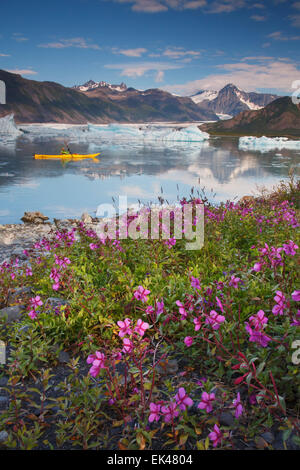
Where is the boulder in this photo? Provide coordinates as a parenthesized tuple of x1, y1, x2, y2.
(21, 211, 49, 224)
(0, 305, 24, 323)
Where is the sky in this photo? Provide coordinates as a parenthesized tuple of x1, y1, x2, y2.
(0, 0, 300, 95)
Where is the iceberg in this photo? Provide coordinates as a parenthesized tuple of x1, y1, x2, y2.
(0, 114, 22, 138)
(87, 123, 210, 142)
(239, 135, 300, 152)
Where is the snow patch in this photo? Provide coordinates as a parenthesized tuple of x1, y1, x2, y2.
(235, 91, 262, 111)
(190, 90, 218, 104)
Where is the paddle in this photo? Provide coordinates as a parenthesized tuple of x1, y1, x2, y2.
(63, 140, 74, 159)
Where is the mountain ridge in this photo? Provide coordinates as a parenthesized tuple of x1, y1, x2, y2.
(0, 70, 218, 124)
(201, 96, 300, 138)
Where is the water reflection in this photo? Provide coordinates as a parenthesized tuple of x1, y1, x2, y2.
(0, 134, 298, 223)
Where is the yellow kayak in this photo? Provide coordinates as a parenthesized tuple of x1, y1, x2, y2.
(34, 153, 100, 160)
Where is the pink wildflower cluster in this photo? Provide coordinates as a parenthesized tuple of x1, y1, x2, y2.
(87, 351, 106, 377)
(209, 424, 223, 447)
(252, 240, 298, 273)
(49, 254, 71, 291)
(149, 387, 193, 423)
(205, 310, 225, 330)
(272, 291, 287, 316)
(245, 310, 271, 348)
(116, 317, 150, 354)
(134, 286, 150, 303)
(28, 295, 43, 320)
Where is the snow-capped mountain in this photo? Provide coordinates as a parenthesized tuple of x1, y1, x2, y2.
(73, 80, 127, 92)
(191, 84, 279, 116)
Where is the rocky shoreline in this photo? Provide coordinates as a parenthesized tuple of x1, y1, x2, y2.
(0, 211, 97, 264)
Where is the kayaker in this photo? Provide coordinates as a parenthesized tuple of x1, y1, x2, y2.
(60, 147, 70, 155)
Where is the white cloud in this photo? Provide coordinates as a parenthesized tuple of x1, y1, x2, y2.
(268, 31, 300, 40)
(105, 61, 182, 78)
(250, 14, 266, 21)
(0, 54, 10, 57)
(164, 58, 300, 94)
(163, 47, 201, 59)
(206, 0, 246, 14)
(109, 0, 249, 13)
(39, 38, 100, 49)
(117, 48, 147, 57)
(6, 68, 37, 76)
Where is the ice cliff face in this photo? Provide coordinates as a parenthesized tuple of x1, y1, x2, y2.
(87, 124, 210, 142)
(0, 114, 22, 137)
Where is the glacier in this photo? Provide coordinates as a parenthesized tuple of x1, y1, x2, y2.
(0, 114, 23, 138)
(239, 135, 300, 152)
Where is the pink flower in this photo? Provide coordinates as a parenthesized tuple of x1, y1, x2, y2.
(161, 402, 179, 423)
(135, 319, 150, 336)
(87, 351, 106, 377)
(249, 310, 268, 330)
(282, 240, 298, 256)
(233, 392, 243, 418)
(198, 391, 215, 413)
(55, 255, 71, 268)
(205, 310, 225, 330)
(164, 237, 176, 249)
(52, 282, 60, 291)
(149, 403, 161, 423)
(156, 300, 164, 316)
(175, 387, 193, 411)
(253, 262, 262, 272)
(209, 424, 222, 448)
(292, 290, 300, 302)
(176, 300, 188, 320)
(184, 336, 193, 347)
(28, 309, 37, 320)
(134, 286, 150, 303)
(117, 318, 132, 337)
(191, 276, 200, 290)
(122, 338, 134, 354)
(193, 317, 202, 331)
(11, 273, 16, 280)
(215, 296, 224, 313)
(89, 243, 99, 250)
(26, 268, 32, 277)
(245, 324, 271, 347)
(229, 275, 241, 289)
(272, 291, 286, 316)
(30, 296, 43, 308)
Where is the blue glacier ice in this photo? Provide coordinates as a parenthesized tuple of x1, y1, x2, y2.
(239, 135, 300, 152)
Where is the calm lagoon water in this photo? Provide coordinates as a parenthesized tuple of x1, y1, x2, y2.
(0, 129, 299, 224)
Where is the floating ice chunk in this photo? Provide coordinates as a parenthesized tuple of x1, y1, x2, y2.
(239, 135, 300, 152)
(0, 114, 22, 139)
